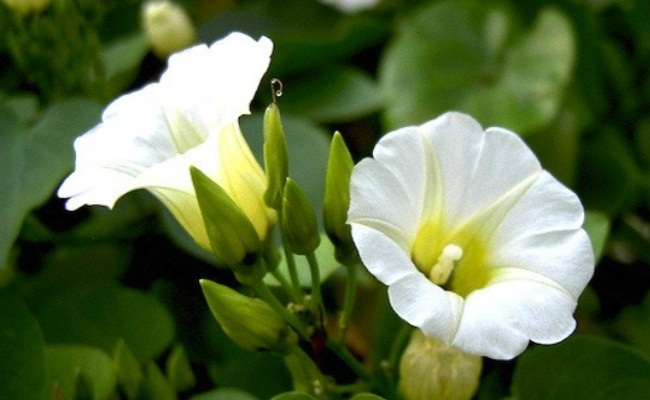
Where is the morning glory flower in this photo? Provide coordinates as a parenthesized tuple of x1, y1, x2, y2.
(348, 112, 594, 359)
(58, 32, 275, 251)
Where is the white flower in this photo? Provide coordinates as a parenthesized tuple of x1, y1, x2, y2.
(348, 112, 594, 359)
(58, 32, 275, 251)
(318, 0, 380, 13)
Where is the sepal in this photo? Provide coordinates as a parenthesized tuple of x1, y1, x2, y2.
(282, 178, 321, 255)
(191, 166, 265, 282)
(200, 279, 296, 353)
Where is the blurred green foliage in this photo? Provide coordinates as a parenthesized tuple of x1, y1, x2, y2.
(1, 0, 650, 399)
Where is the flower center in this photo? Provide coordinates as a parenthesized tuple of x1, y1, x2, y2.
(429, 244, 463, 285)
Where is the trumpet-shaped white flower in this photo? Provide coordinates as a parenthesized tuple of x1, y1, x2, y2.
(58, 32, 275, 250)
(348, 112, 594, 359)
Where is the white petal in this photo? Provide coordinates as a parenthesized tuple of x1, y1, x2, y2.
(453, 277, 577, 360)
(160, 33, 273, 150)
(348, 158, 421, 246)
(59, 33, 272, 215)
(489, 172, 594, 298)
(349, 224, 417, 285)
(421, 113, 542, 227)
(388, 273, 464, 343)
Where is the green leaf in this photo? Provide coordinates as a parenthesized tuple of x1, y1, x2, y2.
(511, 335, 650, 399)
(101, 34, 149, 98)
(46, 344, 117, 400)
(269, 393, 318, 400)
(113, 339, 143, 400)
(190, 388, 259, 400)
(380, 2, 575, 134)
(583, 211, 610, 262)
(278, 66, 383, 123)
(138, 361, 177, 400)
(166, 344, 195, 393)
(0, 98, 102, 269)
(615, 292, 650, 358)
(350, 394, 386, 400)
(199, 1, 388, 77)
(38, 284, 175, 360)
(0, 291, 47, 400)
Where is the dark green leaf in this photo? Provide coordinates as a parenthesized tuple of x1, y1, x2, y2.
(278, 66, 382, 123)
(0, 98, 101, 269)
(511, 335, 650, 399)
(0, 291, 47, 400)
(45, 344, 117, 400)
(615, 292, 650, 359)
(583, 211, 610, 262)
(190, 388, 259, 400)
(138, 361, 177, 400)
(166, 344, 195, 392)
(38, 284, 175, 360)
(269, 392, 318, 400)
(380, 2, 574, 134)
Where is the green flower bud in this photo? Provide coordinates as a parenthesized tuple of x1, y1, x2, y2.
(142, 0, 197, 58)
(263, 103, 289, 209)
(282, 178, 321, 255)
(191, 167, 265, 283)
(399, 330, 482, 400)
(200, 279, 296, 352)
(323, 132, 356, 263)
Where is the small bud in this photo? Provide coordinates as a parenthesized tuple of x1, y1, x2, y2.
(1, 0, 50, 15)
(191, 167, 265, 283)
(200, 279, 296, 352)
(142, 0, 196, 58)
(263, 103, 289, 209)
(282, 178, 321, 255)
(399, 330, 482, 400)
(323, 132, 356, 263)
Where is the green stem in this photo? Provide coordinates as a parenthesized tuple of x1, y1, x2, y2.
(388, 323, 413, 371)
(251, 280, 310, 340)
(326, 338, 371, 383)
(270, 269, 296, 300)
(338, 263, 358, 344)
(306, 252, 324, 316)
(278, 207, 304, 304)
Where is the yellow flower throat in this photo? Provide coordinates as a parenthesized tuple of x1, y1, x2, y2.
(411, 220, 491, 297)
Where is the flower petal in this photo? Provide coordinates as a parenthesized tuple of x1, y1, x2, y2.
(59, 33, 272, 218)
(489, 172, 594, 298)
(453, 277, 577, 360)
(160, 33, 273, 151)
(420, 113, 542, 227)
(388, 272, 464, 343)
(348, 157, 421, 246)
(349, 224, 417, 285)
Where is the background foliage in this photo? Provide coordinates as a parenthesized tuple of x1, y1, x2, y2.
(1, 0, 650, 399)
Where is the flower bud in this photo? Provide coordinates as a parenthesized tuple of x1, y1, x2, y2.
(2, 0, 50, 15)
(191, 167, 265, 283)
(263, 103, 289, 209)
(282, 178, 321, 255)
(323, 132, 356, 263)
(200, 279, 296, 352)
(399, 330, 482, 400)
(142, 0, 196, 58)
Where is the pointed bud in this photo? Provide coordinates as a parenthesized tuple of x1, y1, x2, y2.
(142, 0, 197, 58)
(282, 178, 321, 255)
(191, 167, 265, 283)
(399, 330, 482, 400)
(200, 279, 296, 352)
(263, 103, 289, 209)
(323, 132, 357, 263)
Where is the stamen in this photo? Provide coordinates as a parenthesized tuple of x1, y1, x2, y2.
(429, 244, 463, 285)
